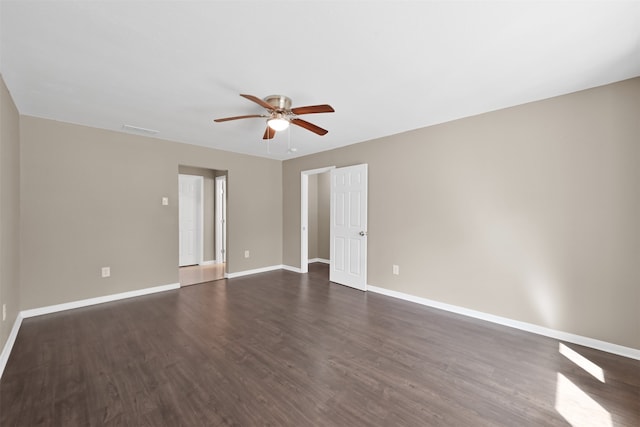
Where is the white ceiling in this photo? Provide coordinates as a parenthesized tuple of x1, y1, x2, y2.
(1, 1, 639, 160)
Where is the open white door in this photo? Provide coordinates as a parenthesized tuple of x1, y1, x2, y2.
(179, 174, 203, 267)
(330, 164, 368, 291)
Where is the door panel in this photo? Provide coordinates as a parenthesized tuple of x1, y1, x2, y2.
(179, 174, 203, 267)
(330, 164, 368, 291)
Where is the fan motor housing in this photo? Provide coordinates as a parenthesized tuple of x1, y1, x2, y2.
(264, 95, 292, 111)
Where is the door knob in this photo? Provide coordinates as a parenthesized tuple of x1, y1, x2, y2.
(359, 231, 367, 236)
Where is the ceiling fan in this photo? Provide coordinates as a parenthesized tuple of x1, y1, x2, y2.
(214, 94, 335, 140)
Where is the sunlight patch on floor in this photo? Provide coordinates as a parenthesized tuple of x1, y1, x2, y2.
(559, 343, 605, 383)
(555, 373, 612, 427)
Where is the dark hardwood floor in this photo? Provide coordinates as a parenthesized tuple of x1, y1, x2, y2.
(1, 263, 638, 426)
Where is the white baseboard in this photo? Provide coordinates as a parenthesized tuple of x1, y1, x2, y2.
(309, 258, 330, 264)
(21, 283, 180, 318)
(0, 313, 24, 379)
(367, 285, 640, 361)
(225, 265, 285, 279)
(225, 264, 306, 278)
(199, 260, 217, 266)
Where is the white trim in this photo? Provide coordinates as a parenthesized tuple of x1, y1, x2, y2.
(0, 313, 24, 379)
(199, 260, 217, 266)
(282, 265, 303, 273)
(301, 173, 309, 273)
(215, 175, 227, 264)
(301, 166, 335, 274)
(198, 176, 204, 264)
(225, 264, 305, 278)
(367, 285, 640, 361)
(225, 265, 284, 279)
(309, 258, 330, 264)
(302, 166, 338, 175)
(21, 283, 180, 318)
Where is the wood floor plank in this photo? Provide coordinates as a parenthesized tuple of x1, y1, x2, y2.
(1, 263, 638, 426)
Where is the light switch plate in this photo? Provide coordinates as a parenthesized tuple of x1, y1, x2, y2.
(162, 197, 169, 206)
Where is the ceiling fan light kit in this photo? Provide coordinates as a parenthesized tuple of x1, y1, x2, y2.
(214, 93, 334, 140)
(267, 114, 290, 131)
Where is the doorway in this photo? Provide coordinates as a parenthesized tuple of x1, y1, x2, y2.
(301, 164, 369, 290)
(178, 166, 227, 286)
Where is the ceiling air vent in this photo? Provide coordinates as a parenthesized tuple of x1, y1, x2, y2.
(122, 124, 159, 135)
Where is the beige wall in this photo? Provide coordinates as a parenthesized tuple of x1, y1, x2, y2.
(5, 76, 639, 352)
(20, 116, 282, 310)
(0, 75, 20, 351)
(283, 77, 640, 349)
(305, 172, 330, 262)
(178, 165, 218, 262)
(317, 172, 330, 260)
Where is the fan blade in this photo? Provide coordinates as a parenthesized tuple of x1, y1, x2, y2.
(291, 118, 328, 136)
(263, 126, 276, 140)
(214, 114, 264, 122)
(240, 94, 275, 111)
(291, 104, 335, 115)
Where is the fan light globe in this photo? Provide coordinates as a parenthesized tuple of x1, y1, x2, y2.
(267, 117, 289, 131)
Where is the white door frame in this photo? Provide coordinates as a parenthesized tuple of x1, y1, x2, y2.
(215, 175, 227, 263)
(300, 166, 335, 273)
(178, 174, 204, 266)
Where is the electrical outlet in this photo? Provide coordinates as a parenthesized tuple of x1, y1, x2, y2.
(162, 197, 169, 206)
(2, 304, 6, 321)
(244, 250, 250, 259)
(101, 267, 111, 278)
(393, 264, 400, 275)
